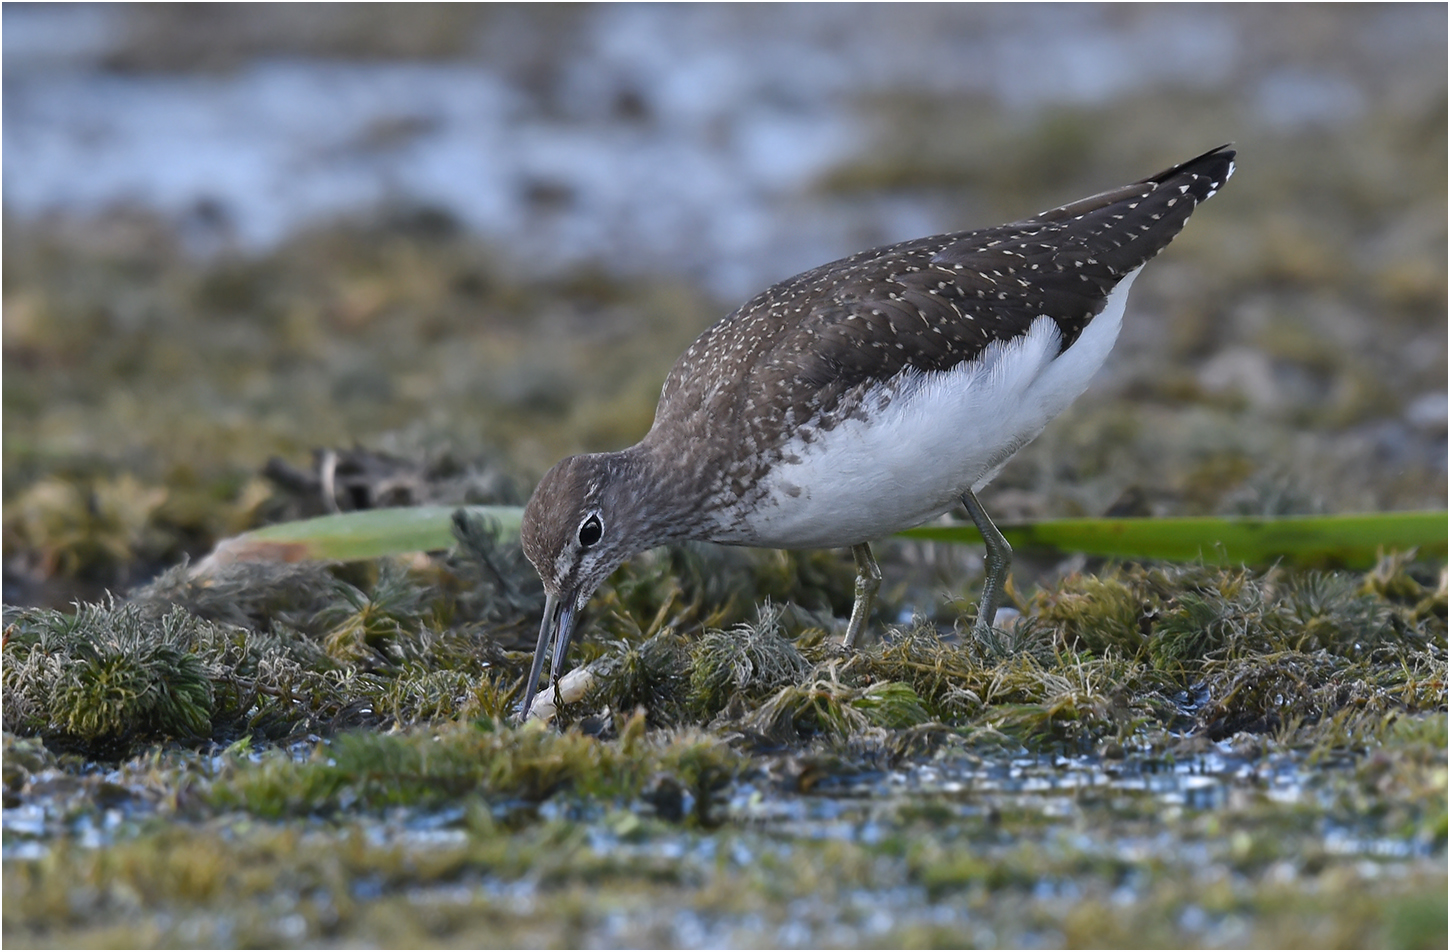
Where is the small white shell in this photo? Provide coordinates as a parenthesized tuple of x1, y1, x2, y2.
(525, 665, 597, 723)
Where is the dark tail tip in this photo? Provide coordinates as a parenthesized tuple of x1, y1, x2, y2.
(1147, 143, 1236, 194)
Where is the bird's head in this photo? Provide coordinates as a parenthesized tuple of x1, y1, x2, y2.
(518, 450, 655, 719)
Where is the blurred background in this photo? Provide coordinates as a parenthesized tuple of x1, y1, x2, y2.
(3, 3, 1445, 604)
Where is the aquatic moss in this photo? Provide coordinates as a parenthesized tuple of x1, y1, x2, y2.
(3, 602, 218, 752)
(5, 547, 1442, 763)
(316, 561, 433, 663)
(480, 554, 1445, 751)
(687, 603, 811, 717)
(208, 719, 742, 818)
(3, 555, 509, 757)
(1032, 572, 1149, 656)
(865, 622, 987, 721)
(584, 630, 695, 726)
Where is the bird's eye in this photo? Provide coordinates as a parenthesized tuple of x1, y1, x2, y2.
(577, 514, 603, 548)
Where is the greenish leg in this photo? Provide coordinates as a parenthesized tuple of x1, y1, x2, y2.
(961, 489, 1011, 636)
(843, 542, 882, 649)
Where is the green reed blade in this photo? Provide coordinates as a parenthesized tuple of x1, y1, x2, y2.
(897, 511, 1447, 569)
(206, 506, 1445, 572)
(207, 505, 524, 565)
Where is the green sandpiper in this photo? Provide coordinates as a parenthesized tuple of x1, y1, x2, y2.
(518, 145, 1236, 719)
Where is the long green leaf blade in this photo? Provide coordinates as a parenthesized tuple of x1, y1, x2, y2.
(203, 506, 1445, 573)
(896, 511, 1447, 569)
(204, 505, 524, 565)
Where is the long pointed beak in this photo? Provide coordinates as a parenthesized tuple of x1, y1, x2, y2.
(517, 592, 579, 721)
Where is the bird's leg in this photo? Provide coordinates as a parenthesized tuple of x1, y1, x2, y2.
(843, 542, 882, 648)
(961, 489, 1011, 636)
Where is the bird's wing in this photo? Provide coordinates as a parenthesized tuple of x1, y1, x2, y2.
(656, 145, 1235, 434)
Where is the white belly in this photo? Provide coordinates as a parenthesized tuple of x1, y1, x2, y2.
(736, 267, 1140, 548)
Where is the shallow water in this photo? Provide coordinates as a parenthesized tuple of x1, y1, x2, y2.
(3, 4, 1418, 298)
(0, 740, 1407, 860)
(2, 730, 1441, 948)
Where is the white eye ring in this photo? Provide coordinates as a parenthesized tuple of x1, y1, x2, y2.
(577, 513, 603, 548)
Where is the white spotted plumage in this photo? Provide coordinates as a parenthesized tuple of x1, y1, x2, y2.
(732, 267, 1141, 548)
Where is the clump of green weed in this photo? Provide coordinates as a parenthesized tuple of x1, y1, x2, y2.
(317, 561, 433, 662)
(973, 649, 1158, 748)
(1193, 649, 1345, 739)
(1098, 559, 1450, 744)
(866, 620, 987, 721)
(3, 602, 217, 753)
(735, 677, 930, 743)
(589, 543, 761, 645)
(1362, 550, 1447, 625)
(584, 629, 695, 725)
(1032, 571, 1149, 656)
(688, 602, 810, 717)
(209, 718, 742, 818)
(1277, 572, 1394, 655)
(2, 545, 537, 757)
(2, 595, 359, 756)
(1149, 573, 1267, 672)
(1029, 562, 1443, 676)
(747, 547, 861, 620)
(442, 506, 546, 631)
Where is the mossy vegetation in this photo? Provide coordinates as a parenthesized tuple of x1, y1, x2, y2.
(4, 518, 1444, 947)
(10, 537, 1440, 758)
(207, 717, 741, 820)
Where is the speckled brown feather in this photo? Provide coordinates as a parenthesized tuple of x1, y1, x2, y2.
(638, 145, 1235, 514)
